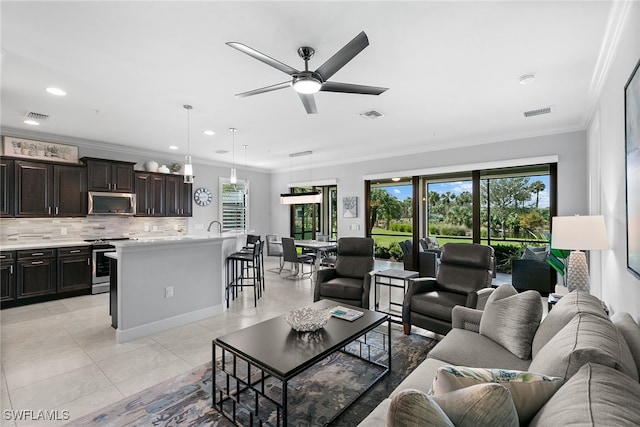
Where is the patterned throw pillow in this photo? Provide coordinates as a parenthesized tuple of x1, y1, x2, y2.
(387, 389, 454, 427)
(430, 365, 564, 425)
(479, 284, 543, 359)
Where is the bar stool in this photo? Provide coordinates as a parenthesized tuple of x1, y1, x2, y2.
(225, 240, 263, 307)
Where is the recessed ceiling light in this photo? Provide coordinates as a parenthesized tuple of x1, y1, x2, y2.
(519, 74, 536, 85)
(203, 130, 215, 136)
(391, 177, 401, 182)
(24, 120, 40, 126)
(46, 87, 67, 96)
(169, 145, 178, 150)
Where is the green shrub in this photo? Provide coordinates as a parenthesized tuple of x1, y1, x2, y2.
(375, 245, 391, 259)
(440, 225, 467, 236)
(429, 225, 439, 235)
(389, 242, 404, 261)
(492, 243, 524, 273)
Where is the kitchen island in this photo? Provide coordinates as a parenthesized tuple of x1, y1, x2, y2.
(109, 233, 244, 343)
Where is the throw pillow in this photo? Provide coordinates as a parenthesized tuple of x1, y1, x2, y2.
(432, 383, 519, 427)
(529, 312, 639, 381)
(531, 290, 608, 358)
(611, 311, 640, 375)
(522, 246, 548, 262)
(529, 363, 640, 427)
(479, 284, 543, 359)
(430, 365, 564, 424)
(387, 389, 454, 427)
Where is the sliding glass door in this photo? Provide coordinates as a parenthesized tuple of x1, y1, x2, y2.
(289, 185, 337, 240)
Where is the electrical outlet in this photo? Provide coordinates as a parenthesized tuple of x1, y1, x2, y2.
(174, 224, 179, 230)
(165, 286, 174, 298)
(144, 224, 150, 232)
(152, 226, 158, 232)
(60, 227, 67, 235)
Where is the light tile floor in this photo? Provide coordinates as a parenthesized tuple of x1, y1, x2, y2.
(0, 258, 406, 427)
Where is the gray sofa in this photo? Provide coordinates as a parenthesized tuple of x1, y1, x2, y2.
(359, 287, 640, 426)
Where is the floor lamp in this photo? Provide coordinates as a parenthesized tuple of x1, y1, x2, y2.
(551, 215, 608, 293)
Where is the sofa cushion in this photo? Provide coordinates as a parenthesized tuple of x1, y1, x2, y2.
(479, 284, 542, 359)
(428, 329, 531, 371)
(611, 311, 640, 375)
(529, 312, 639, 380)
(432, 383, 519, 427)
(529, 363, 640, 427)
(387, 389, 454, 427)
(430, 365, 563, 425)
(531, 290, 608, 358)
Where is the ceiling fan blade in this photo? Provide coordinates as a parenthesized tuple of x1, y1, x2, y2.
(235, 81, 292, 98)
(226, 42, 299, 76)
(320, 81, 388, 95)
(298, 93, 318, 114)
(314, 31, 369, 81)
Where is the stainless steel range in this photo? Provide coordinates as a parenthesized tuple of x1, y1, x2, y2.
(85, 238, 129, 294)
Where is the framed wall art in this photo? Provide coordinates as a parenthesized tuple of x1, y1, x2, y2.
(625, 57, 640, 279)
(2, 136, 79, 164)
(343, 196, 358, 218)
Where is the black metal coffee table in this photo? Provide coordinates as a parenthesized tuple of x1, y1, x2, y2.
(212, 299, 390, 426)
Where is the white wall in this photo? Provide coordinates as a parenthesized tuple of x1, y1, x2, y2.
(588, 0, 640, 319)
(271, 130, 588, 242)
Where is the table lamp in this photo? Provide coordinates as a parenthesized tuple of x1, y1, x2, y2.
(551, 215, 608, 293)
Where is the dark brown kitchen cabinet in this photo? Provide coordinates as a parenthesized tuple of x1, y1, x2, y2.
(165, 175, 192, 217)
(135, 172, 165, 216)
(57, 246, 91, 292)
(83, 158, 135, 193)
(16, 249, 56, 299)
(0, 251, 16, 302)
(0, 159, 14, 217)
(14, 160, 86, 217)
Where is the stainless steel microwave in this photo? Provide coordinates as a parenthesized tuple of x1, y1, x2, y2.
(88, 191, 136, 215)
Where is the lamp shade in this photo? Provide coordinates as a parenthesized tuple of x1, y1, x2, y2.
(551, 215, 608, 250)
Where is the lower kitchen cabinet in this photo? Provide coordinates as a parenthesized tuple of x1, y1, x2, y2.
(58, 246, 91, 292)
(17, 249, 56, 298)
(0, 251, 16, 302)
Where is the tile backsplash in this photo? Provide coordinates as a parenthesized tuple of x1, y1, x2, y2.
(0, 216, 187, 245)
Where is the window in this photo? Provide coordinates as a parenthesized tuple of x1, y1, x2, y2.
(220, 179, 248, 231)
(288, 185, 337, 239)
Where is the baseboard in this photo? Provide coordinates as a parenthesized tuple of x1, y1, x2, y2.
(116, 304, 223, 343)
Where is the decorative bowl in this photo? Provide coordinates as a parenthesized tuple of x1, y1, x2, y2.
(284, 307, 331, 332)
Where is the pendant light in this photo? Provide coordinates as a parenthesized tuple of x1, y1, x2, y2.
(183, 105, 194, 184)
(280, 150, 322, 204)
(229, 127, 237, 184)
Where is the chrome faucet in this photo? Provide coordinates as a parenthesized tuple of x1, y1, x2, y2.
(207, 220, 223, 233)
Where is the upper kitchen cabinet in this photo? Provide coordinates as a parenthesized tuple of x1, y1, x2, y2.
(135, 172, 165, 216)
(15, 160, 86, 217)
(83, 158, 135, 193)
(165, 175, 192, 217)
(0, 158, 14, 217)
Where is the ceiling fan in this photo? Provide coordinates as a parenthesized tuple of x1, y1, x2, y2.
(226, 31, 388, 114)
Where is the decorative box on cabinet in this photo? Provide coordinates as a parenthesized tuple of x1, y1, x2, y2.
(83, 157, 135, 193)
(14, 160, 86, 217)
(0, 251, 16, 302)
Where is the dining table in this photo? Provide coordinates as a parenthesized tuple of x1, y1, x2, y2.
(294, 239, 337, 279)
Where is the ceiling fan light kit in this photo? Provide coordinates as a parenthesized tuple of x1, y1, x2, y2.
(226, 31, 388, 114)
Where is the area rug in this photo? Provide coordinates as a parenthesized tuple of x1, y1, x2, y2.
(68, 324, 436, 427)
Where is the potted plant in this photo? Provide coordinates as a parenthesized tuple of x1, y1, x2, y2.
(169, 162, 182, 174)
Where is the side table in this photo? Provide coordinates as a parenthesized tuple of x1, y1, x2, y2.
(374, 268, 418, 321)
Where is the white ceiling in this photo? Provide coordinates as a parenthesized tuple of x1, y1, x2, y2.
(0, 1, 618, 172)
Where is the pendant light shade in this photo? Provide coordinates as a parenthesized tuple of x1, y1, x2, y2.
(280, 190, 322, 204)
(230, 127, 237, 184)
(183, 105, 194, 184)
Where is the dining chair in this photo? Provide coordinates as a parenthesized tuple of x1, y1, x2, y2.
(281, 237, 315, 278)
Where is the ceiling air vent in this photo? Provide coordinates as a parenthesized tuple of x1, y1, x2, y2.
(214, 149, 229, 154)
(358, 109, 385, 120)
(24, 111, 50, 122)
(523, 106, 554, 118)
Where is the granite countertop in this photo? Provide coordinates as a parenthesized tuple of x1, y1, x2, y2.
(0, 240, 91, 251)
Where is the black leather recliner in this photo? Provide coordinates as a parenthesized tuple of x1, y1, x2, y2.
(314, 237, 375, 308)
(402, 243, 494, 335)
